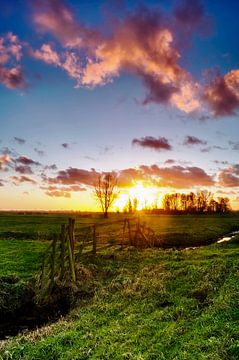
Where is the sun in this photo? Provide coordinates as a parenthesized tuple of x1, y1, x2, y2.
(114, 181, 163, 211)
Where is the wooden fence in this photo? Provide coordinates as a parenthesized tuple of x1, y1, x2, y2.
(37, 217, 156, 295)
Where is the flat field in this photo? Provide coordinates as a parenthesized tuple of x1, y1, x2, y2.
(0, 212, 239, 279)
(0, 213, 239, 359)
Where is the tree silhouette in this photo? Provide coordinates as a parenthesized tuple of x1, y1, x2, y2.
(94, 173, 118, 218)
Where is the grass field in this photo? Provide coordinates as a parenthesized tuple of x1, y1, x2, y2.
(0, 213, 239, 359)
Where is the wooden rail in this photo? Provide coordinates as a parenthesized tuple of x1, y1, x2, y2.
(37, 217, 157, 296)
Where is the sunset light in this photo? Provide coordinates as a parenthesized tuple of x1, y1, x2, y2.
(1, 1, 239, 357)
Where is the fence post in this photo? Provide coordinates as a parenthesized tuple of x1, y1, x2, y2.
(67, 225, 76, 283)
(68, 218, 75, 254)
(92, 225, 97, 256)
(50, 234, 57, 290)
(59, 224, 66, 281)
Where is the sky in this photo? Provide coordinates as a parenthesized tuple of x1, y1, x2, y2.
(0, 0, 239, 211)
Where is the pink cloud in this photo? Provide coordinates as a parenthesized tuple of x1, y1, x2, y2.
(31, 1, 200, 113)
(31, 43, 61, 65)
(10, 175, 37, 185)
(218, 164, 239, 187)
(0, 33, 25, 89)
(32, 0, 98, 49)
(0, 154, 11, 170)
(204, 70, 239, 116)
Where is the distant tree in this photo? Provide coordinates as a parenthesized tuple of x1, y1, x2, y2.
(94, 173, 118, 218)
(127, 197, 133, 214)
(133, 197, 138, 212)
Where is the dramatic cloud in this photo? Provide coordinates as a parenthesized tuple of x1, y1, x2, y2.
(15, 156, 40, 166)
(45, 163, 214, 190)
(31, 0, 201, 113)
(218, 164, 239, 187)
(183, 135, 207, 146)
(14, 137, 26, 145)
(46, 167, 99, 186)
(132, 136, 172, 151)
(204, 70, 239, 116)
(0, 33, 25, 89)
(139, 164, 215, 188)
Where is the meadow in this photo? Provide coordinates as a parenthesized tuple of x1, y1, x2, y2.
(0, 212, 239, 359)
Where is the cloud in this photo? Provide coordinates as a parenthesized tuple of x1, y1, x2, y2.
(0, 66, 25, 89)
(213, 160, 229, 165)
(30, 43, 61, 65)
(8, 0, 231, 117)
(42, 183, 86, 197)
(31, 1, 201, 113)
(183, 135, 207, 146)
(229, 140, 239, 150)
(10, 175, 37, 185)
(200, 146, 211, 153)
(0, 33, 25, 89)
(45, 190, 71, 198)
(204, 70, 239, 116)
(15, 165, 33, 174)
(164, 159, 175, 165)
(45, 163, 214, 190)
(132, 136, 172, 151)
(218, 164, 239, 187)
(44, 164, 58, 170)
(46, 167, 100, 186)
(32, 0, 99, 49)
(0, 154, 11, 170)
(139, 164, 214, 188)
(34, 147, 45, 156)
(173, 0, 211, 37)
(15, 156, 40, 166)
(14, 137, 26, 144)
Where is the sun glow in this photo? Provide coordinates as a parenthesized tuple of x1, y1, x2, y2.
(114, 181, 163, 211)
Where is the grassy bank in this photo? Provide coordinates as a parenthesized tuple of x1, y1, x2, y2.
(1, 238, 239, 359)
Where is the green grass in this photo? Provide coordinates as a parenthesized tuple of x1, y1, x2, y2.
(0, 213, 239, 359)
(1, 239, 239, 359)
(0, 240, 48, 280)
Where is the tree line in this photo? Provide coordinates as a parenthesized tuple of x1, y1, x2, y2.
(161, 191, 230, 214)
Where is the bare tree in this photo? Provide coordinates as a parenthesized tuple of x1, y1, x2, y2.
(94, 173, 118, 218)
